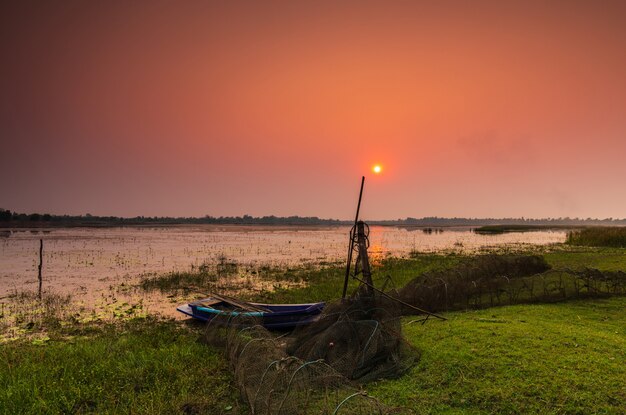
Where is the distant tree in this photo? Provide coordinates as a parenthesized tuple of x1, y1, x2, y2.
(0, 209, 11, 221)
(28, 213, 41, 221)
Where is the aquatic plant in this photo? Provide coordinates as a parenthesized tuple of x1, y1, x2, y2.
(566, 227, 626, 247)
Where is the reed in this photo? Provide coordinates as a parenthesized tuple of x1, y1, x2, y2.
(566, 226, 626, 247)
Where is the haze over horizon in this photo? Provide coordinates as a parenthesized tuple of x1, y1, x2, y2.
(2, 1, 625, 220)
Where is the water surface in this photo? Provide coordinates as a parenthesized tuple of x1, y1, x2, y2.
(0, 225, 566, 299)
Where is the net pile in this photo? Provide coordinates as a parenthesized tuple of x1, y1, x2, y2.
(204, 292, 417, 415)
(397, 255, 626, 311)
(201, 254, 626, 413)
(288, 292, 417, 383)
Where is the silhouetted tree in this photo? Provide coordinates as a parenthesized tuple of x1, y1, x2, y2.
(0, 209, 11, 221)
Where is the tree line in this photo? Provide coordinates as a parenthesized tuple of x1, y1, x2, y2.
(1, 208, 624, 227)
(0, 209, 344, 226)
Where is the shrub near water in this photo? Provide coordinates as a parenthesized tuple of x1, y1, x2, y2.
(566, 227, 626, 247)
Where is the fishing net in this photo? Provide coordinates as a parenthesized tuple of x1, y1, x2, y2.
(202, 253, 626, 414)
(396, 254, 626, 312)
(204, 290, 417, 415)
(287, 291, 417, 383)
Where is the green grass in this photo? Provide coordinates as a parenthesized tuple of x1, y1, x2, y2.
(3, 247, 626, 414)
(371, 297, 626, 414)
(567, 227, 626, 248)
(544, 248, 626, 271)
(244, 253, 461, 304)
(138, 253, 460, 303)
(0, 319, 240, 415)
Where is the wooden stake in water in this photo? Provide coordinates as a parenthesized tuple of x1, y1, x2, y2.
(38, 239, 43, 299)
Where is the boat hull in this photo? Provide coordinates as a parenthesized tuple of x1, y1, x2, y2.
(177, 299, 325, 329)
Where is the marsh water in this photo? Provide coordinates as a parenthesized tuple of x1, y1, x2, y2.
(1, 225, 566, 299)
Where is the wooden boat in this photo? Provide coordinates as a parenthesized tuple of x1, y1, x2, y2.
(176, 294, 325, 329)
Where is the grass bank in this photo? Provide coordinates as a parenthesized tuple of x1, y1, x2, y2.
(2, 246, 626, 414)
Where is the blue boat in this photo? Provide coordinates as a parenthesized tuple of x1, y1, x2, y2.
(176, 295, 325, 329)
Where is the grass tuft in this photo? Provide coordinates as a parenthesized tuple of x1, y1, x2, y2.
(140, 270, 219, 292)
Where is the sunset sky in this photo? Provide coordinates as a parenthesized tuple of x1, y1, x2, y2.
(1, 1, 625, 220)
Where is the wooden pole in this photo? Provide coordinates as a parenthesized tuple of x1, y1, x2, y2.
(38, 239, 43, 299)
(342, 176, 365, 300)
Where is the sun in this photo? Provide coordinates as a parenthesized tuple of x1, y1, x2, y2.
(372, 164, 382, 174)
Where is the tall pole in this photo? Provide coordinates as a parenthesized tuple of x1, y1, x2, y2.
(38, 239, 43, 300)
(342, 176, 365, 299)
(352, 176, 365, 231)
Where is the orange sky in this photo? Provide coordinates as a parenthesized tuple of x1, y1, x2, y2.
(1, 1, 625, 219)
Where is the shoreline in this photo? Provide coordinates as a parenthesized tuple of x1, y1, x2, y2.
(2, 246, 626, 414)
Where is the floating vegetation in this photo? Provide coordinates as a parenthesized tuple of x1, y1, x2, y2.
(0, 291, 74, 342)
(138, 257, 311, 299)
(0, 289, 151, 343)
(473, 224, 582, 234)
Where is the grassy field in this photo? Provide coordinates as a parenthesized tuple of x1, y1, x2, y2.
(0, 319, 239, 414)
(2, 246, 626, 414)
(373, 297, 626, 414)
(545, 247, 626, 271)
